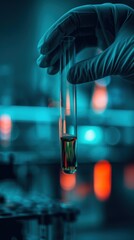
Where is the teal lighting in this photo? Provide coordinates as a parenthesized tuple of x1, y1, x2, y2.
(85, 129, 96, 141)
(0, 106, 59, 122)
(78, 126, 103, 145)
(105, 127, 121, 145)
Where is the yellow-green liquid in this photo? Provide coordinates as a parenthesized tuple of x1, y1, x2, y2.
(60, 135, 77, 174)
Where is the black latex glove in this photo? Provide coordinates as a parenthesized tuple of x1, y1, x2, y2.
(37, 3, 134, 83)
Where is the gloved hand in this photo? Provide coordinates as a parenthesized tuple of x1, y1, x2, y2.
(37, 3, 134, 83)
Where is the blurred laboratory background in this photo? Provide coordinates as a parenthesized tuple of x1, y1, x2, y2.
(0, 0, 134, 239)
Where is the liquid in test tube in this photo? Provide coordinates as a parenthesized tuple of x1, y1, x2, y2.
(60, 36, 77, 174)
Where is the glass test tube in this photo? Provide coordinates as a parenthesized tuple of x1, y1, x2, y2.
(60, 36, 77, 174)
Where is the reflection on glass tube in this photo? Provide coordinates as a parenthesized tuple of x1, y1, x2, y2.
(60, 36, 77, 174)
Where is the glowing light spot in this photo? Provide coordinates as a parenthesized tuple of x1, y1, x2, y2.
(0, 114, 12, 135)
(124, 164, 134, 190)
(60, 172, 76, 191)
(94, 160, 112, 201)
(85, 130, 96, 141)
(92, 85, 108, 113)
(79, 126, 103, 144)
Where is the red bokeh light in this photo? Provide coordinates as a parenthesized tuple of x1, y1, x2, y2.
(60, 172, 76, 191)
(94, 160, 112, 201)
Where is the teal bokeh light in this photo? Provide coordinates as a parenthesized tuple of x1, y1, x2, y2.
(85, 129, 96, 141)
(79, 126, 103, 144)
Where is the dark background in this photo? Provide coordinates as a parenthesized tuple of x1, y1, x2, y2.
(0, 0, 134, 239)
